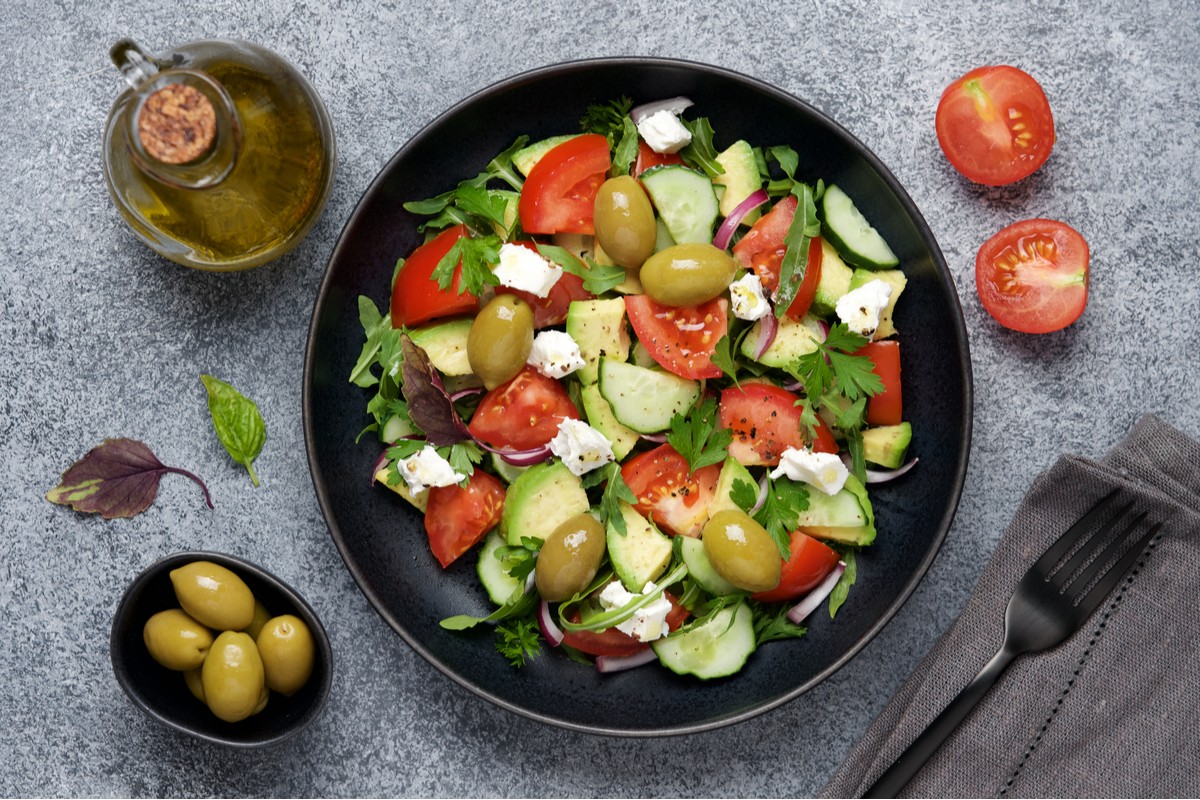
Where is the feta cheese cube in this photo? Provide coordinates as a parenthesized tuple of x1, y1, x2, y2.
(548, 418, 615, 477)
(729, 273, 771, 321)
(527, 330, 586, 379)
(770, 447, 850, 496)
(395, 446, 466, 494)
(636, 110, 692, 154)
(597, 580, 673, 642)
(493, 242, 563, 298)
(835, 278, 893, 340)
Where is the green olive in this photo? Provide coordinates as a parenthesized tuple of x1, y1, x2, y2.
(593, 176, 656, 270)
(169, 560, 255, 631)
(640, 243, 738, 306)
(467, 294, 534, 390)
(257, 614, 315, 696)
(702, 510, 782, 593)
(242, 599, 272, 640)
(143, 608, 213, 671)
(183, 668, 205, 703)
(201, 631, 266, 723)
(535, 513, 607, 602)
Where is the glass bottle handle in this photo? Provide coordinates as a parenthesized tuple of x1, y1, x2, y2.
(110, 39, 159, 90)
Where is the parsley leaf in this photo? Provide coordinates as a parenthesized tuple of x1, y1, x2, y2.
(580, 96, 633, 140)
(774, 182, 821, 316)
(828, 549, 857, 618)
(495, 537, 542, 583)
(666, 397, 732, 474)
(710, 333, 740, 386)
(431, 234, 502, 297)
(442, 441, 483, 480)
(452, 185, 511, 232)
(732, 475, 809, 560)
(495, 618, 543, 668)
(752, 602, 807, 644)
(679, 117, 725, 179)
(794, 323, 883, 403)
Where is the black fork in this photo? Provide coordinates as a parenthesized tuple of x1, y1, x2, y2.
(864, 490, 1161, 798)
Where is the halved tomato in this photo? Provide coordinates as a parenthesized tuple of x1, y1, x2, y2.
(632, 140, 685, 177)
(560, 593, 689, 657)
(751, 530, 841, 604)
(620, 444, 720, 538)
(719, 384, 838, 466)
(856, 340, 903, 425)
(624, 295, 727, 380)
(390, 224, 479, 327)
(975, 218, 1089, 334)
(467, 366, 580, 450)
(935, 65, 1055, 186)
(494, 242, 594, 328)
(424, 471, 505, 568)
(519, 134, 611, 235)
(730, 195, 822, 319)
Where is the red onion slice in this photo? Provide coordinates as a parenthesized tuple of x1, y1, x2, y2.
(641, 432, 669, 444)
(840, 453, 919, 484)
(752, 311, 779, 360)
(369, 451, 390, 485)
(750, 472, 770, 514)
(713, 189, 769, 251)
(449, 386, 485, 402)
(538, 600, 564, 647)
(474, 440, 553, 466)
(786, 561, 847, 624)
(596, 647, 658, 674)
(630, 96, 694, 124)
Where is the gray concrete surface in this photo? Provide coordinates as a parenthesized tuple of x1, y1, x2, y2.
(2, 0, 1198, 796)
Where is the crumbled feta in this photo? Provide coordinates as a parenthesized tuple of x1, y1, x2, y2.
(636, 110, 693, 154)
(527, 330, 586, 379)
(597, 580, 673, 642)
(770, 447, 850, 496)
(493, 243, 563, 298)
(395, 446, 466, 494)
(835, 278, 893, 340)
(729, 273, 771, 321)
(548, 418, 615, 477)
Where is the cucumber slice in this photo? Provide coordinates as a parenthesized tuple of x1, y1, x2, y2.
(820, 184, 899, 270)
(679, 537, 740, 596)
(652, 601, 757, 679)
(597, 358, 700, 434)
(476, 530, 523, 605)
(640, 165, 720, 245)
(489, 451, 529, 485)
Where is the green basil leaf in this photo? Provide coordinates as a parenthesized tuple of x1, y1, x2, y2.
(201, 375, 267, 487)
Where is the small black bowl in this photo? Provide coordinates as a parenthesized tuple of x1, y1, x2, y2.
(110, 551, 333, 747)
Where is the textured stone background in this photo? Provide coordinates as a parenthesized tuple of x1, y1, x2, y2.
(2, 0, 1198, 796)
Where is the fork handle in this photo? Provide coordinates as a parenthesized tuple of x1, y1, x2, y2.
(863, 646, 1017, 798)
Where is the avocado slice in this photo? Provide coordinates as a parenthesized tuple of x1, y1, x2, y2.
(512, 134, 579, 177)
(712, 140, 762, 225)
(564, 298, 631, 385)
(373, 466, 429, 513)
(740, 313, 825, 378)
(862, 422, 912, 469)
(500, 461, 589, 546)
(707, 457, 756, 517)
(810, 238, 854, 317)
(848, 267, 907, 339)
(607, 502, 673, 591)
(407, 318, 473, 376)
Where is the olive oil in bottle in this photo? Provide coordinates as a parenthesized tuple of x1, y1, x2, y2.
(102, 39, 336, 271)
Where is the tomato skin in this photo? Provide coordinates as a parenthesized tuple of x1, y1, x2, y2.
(731, 196, 822, 319)
(424, 471, 505, 568)
(519, 134, 611, 235)
(936, 65, 1055, 186)
(390, 224, 479, 327)
(975, 218, 1089, 334)
(856, 341, 903, 426)
(620, 444, 720, 538)
(494, 241, 594, 327)
(633, 140, 685, 177)
(560, 594, 688, 658)
(751, 530, 840, 604)
(467, 366, 581, 450)
(623, 295, 728, 380)
(719, 384, 838, 466)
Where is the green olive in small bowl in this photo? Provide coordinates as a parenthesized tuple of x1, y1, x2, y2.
(110, 551, 332, 747)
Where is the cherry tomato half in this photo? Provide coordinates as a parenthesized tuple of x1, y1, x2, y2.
(623, 295, 728, 380)
(719, 383, 837, 466)
(731, 195, 822, 319)
(855, 340, 903, 426)
(751, 530, 841, 604)
(975, 218, 1089, 334)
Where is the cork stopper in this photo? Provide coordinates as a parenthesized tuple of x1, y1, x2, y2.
(136, 83, 217, 165)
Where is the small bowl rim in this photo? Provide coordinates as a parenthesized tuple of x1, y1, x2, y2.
(110, 550, 334, 748)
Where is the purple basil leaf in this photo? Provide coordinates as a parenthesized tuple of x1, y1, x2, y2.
(400, 334, 472, 446)
(45, 438, 214, 519)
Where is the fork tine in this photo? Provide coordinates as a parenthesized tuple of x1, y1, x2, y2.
(1073, 522, 1161, 617)
(1047, 500, 1137, 591)
(1057, 509, 1146, 595)
(1032, 489, 1121, 575)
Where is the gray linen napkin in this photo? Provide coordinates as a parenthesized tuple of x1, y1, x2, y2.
(821, 414, 1200, 798)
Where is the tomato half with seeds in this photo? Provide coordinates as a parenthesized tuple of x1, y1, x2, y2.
(624, 295, 727, 380)
(975, 218, 1089, 333)
(467, 366, 581, 450)
(519, 134, 611, 235)
(424, 471, 505, 568)
(391, 224, 478, 327)
(936, 65, 1055, 186)
(731, 195, 822, 319)
(751, 530, 841, 604)
(719, 384, 837, 466)
(620, 444, 720, 538)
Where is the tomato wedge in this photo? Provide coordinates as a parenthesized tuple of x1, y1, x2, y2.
(390, 224, 478, 327)
(561, 593, 689, 657)
(731, 196, 822, 319)
(751, 530, 840, 604)
(467, 366, 581, 450)
(632, 140, 685, 177)
(424, 471, 505, 568)
(719, 384, 837, 466)
(624, 295, 727, 380)
(856, 340, 903, 425)
(936, 65, 1055, 186)
(620, 444, 720, 538)
(494, 241, 594, 327)
(519, 134, 611, 235)
(975, 218, 1089, 334)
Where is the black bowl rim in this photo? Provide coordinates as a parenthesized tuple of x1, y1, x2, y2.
(303, 55, 973, 736)
(110, 550, 335, 748)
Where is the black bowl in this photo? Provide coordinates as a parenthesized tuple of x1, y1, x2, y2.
(303, 58, 971, 735)
(110, 551, 333, 747)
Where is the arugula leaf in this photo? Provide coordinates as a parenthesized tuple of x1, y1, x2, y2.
(611, 116, 639, 177)
(774, 182, 821, 316)
(349, 297, 390, 388)
(495, 618, 542, 668)
(828, 549, 857, 619)
(752, 602, 807, 644)
(537, 243, 628, 295)
(201, 375, 266, 487)
(403, 136, 529, 225)
(46, 438, 213, 519)
(585, 462, 637, 536)
(679, 117, 725, 179)
(794, 323, 883, 404)
(710, 333, 740, 386)
(485, 136, 529, 191)
(440, 585, 537, 630)
(666, 397, 732, 474)
(399, 335, 471, 445)
(580, 96, 633, 140)
(431, 235, 502, 297)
